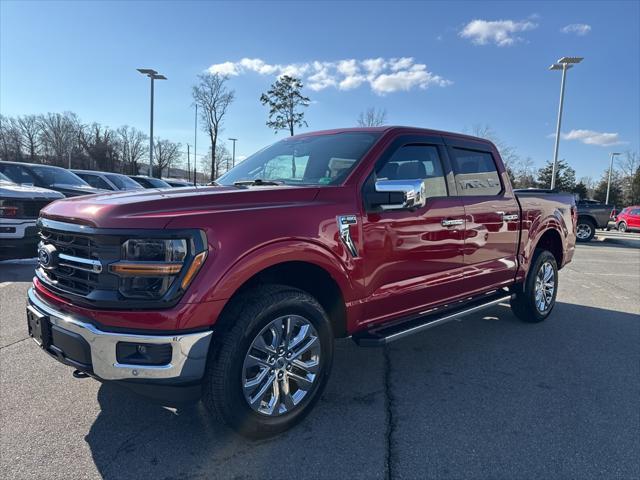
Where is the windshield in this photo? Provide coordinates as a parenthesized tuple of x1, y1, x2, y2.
(217, 132, 380, 186)
(31, 165, 91, 188)
(0, 172, 13, 183)
(106, 174, 143, 190)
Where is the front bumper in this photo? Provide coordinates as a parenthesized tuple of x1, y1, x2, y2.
(27, 287, 212, 383)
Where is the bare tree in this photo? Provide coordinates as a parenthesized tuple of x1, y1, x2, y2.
(260, 75, 310, 136)
(38, 112, 81, 166)
(117, 126, 147, 175)
(153, 138, 182, 177)
(192, 73, 235, 181)
(79, 123, 119, 172)
(0, 115, 22, 161)
(357, 107, 387, 127)
(16, 115, 41, 162)
(616, 150, 639, 204)
(467, 123, 521, 183)
(200, 143, 231, 181)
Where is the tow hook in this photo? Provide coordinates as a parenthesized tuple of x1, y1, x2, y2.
(72, 369, 90, 379)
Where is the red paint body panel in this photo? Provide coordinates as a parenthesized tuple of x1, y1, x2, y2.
(37, 127, 576, 335)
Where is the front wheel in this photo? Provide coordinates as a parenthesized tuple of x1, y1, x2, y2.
(618, 221, 628, 233)
(202, 285, 334, 438)
(511, 250, 559, 323)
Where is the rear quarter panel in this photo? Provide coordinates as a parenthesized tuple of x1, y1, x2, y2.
(515, 193, 576, 281)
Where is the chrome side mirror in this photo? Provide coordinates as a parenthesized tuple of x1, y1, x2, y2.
(373, 179, 426, 210)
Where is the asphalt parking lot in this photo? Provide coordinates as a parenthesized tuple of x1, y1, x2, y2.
(1, 233, 639, 480)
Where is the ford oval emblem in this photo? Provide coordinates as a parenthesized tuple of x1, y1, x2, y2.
(38, 244, 57, 269)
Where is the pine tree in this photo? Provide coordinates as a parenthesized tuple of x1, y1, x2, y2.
(260, 76, 310, 136)
(536, 159, 576, 192)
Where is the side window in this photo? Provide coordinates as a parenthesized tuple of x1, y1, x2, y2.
(0, 165, 36, 185)
(376, 145, 448, 199)
(450, 148, 502, 196)
(81, 174, 111, 190)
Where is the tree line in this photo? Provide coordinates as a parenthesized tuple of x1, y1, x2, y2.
(2, 72, 638, 205)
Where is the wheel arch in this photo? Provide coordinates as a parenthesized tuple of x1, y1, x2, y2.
(210, 241, 355, 338)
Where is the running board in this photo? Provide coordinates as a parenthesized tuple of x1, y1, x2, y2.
(352, 292, 513, 347)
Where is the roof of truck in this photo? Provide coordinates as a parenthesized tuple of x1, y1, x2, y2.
(290, 126, 495, 145)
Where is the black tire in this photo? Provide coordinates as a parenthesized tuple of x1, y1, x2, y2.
(511, 249, 559, 323)
(618, 221, 628, 233)
(202, 284, 334, 438)
(576, 218, 596, 242)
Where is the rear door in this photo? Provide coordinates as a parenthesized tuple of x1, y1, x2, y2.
(360, 135, 467, 326)
(629, 208, 640, 228)
(444, 137, 520, 293)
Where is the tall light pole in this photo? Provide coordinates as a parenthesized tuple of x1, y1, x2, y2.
(137, 68, 167, 177)
(606, 152, 621, 204)
(228, 138, 238, 168)
(549, 56, 583, 190)
(194, 104, 198, 183)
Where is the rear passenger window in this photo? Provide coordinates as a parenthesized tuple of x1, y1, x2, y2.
(376, 145, 448, 199)
(450, 148, 502, 196)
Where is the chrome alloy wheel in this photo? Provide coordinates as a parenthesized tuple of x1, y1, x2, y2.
(534, 261, 555, 313)
(242, 315, 321, 416)
(576, 223, 592, 240)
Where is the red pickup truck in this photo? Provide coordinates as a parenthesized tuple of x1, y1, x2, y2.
(26, 127, 576, 437)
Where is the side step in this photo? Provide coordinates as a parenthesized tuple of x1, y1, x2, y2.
(352, 292, 513, 347)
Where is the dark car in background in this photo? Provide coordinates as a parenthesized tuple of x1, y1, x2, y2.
(0, 161, 107, 197)
(128, 175, 172, 189)
(72, 170, 144, 191)
(162, 178, 195, 188)
(0, 172, 64, 259)
(575, 199, 613, 242)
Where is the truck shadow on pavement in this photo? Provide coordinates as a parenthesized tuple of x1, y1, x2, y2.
(84, 301, 640, 480)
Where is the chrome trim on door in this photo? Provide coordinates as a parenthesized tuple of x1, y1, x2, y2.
(441, 219, 464, 227)
(337, 215, 359, 258)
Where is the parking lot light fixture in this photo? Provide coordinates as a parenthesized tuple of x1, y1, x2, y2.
(549, 56, 583, 190)
(228, 138, 238, 167)
(606, 152, 621, 204)
(137, 68, 167, 177)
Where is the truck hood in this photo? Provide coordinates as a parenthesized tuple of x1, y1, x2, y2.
(0, 181, 65, 200)
(40, 185, 320, 228)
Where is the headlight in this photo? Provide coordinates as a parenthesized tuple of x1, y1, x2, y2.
(109, 238, 205, 299)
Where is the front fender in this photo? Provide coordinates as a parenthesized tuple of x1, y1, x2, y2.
(195, 239, 358, 304)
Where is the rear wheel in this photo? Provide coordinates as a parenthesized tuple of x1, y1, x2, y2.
(618, 221, 628, 233)
(576, 218, 595, 242)
(511, 249, 558, 323)
(202, 285, 333, 438)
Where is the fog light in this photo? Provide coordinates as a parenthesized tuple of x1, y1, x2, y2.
(116, 342, 172, 366)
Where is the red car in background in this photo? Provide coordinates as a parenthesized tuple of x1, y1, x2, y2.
(616, 206, 640, 232)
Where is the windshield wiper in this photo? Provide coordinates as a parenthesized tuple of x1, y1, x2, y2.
(233, 179, 284, 187)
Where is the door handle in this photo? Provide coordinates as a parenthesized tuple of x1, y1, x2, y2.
(497, 211, 519, 221)
(441, 219, 464, 227)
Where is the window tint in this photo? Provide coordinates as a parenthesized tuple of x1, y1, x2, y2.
(79, 173, 111, 190)
(450, 148, 502, 196)
(630, 208, 640, 215)
(0, 164, 36, 185)
(376, 145, 448, 199)
(106, 174, 143, 190)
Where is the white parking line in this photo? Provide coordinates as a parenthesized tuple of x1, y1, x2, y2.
(0, 282, 12, 289)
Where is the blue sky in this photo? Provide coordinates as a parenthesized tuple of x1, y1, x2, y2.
(1, 0, 638, 180)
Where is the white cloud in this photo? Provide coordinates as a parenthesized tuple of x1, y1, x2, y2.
(561, 23, 592, 36)
(459, 19, 538, 46)
(560, 129, 626, 146)
(206, 57, 451, 95)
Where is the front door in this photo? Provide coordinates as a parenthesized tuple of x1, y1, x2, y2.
(360, 137, 467, 327)
(445, 140, 520, 293)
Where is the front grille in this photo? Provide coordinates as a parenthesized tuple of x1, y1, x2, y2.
(0, 199, 53, 219)
(22, 200, 54, 218)
(36, 221, 121, 302)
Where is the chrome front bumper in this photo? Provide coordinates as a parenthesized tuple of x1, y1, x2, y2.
(27, 287, 212, 381)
